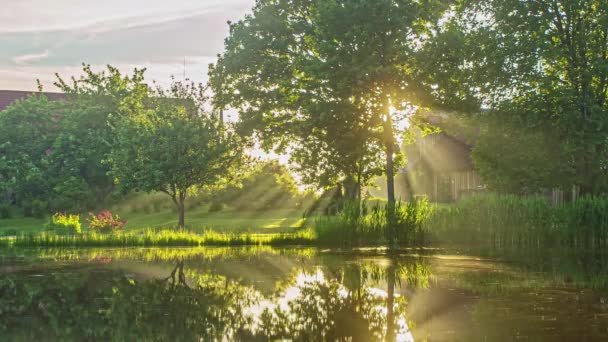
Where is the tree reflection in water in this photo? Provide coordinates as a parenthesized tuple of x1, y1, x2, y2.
(0, 254, 432, 341)
(253, 257, 431, 341)
(0, 259, 257, 341)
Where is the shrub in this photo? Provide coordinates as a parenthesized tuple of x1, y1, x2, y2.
(87, 211, 127, 233)
(31, 199, 48, 219)
(45, 213, 82, 235)
(0, 203, 11, 219)
(22, 203, 33, 217)
(208, 202, 223, 213)
(130, 205, 140, 214)
(3, 228, 17, 236)
(152, 200, 164, 212)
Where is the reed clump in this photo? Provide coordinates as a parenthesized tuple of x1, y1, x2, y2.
(313, 197, 432, 247)
(426, 193, 608, 248)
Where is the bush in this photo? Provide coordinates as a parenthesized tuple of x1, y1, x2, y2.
(44, 213, 82, 235)
(31, 199, 48, 219)
(152, 200, 164, 212)
(3, 228, 17, 236)
(87, 211, 127, 233)
(208, 202, 223, 213)
(0, 203, 11, 219)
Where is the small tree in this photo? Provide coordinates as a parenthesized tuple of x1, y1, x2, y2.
(109, 81, 243, 228)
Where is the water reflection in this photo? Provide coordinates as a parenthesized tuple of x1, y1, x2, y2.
(252, 262, 417, 341)
(1, 247, 608, 341)
(0, 249, 426, 341)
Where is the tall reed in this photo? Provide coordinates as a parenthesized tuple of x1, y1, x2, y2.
(313, 197, 432, 247)
(425, 193, 608, 248)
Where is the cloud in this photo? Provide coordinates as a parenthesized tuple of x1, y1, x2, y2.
(0, 0, 254, 90)
(0, 0, 251, 33)
(13, 50, 51, 65)
(0, 59, 214, 92)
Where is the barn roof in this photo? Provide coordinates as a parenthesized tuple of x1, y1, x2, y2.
(0, 90, 66, 112)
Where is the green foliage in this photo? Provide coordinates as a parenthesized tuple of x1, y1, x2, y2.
(108, 80, 243, 227)
(2, 228, 17, 237)
(87, 211, 126, 233)
(0, 65, 150, 213)
(208, 201, 223, 213)
(30, 199, 48, 219)
(0, 94, 63, 207)
(211, 0, 449, 196)
(44, 212, 81, 235)
(432, 0, 608, 194)
(0, 204, 11, 219)
(472, 118, 569, 194)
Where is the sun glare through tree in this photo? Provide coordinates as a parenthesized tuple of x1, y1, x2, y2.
(1, 0, 608, 340)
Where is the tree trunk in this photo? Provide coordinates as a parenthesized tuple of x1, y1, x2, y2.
(386, 142, 396, 206)
(178, 194, 185, 228)
(171, 191, 187, 228)
(357, 162, 363, 203)
(343, 175, 358, 201)
(178, 203, 185, 228)
(383, 99, 397, 244)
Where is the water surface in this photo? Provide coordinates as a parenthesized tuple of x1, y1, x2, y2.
(1, 247, 607, 341)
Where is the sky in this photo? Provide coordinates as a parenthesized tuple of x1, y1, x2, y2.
(0, 0, 254, 91)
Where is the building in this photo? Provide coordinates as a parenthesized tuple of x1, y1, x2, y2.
(398, 111, 578, 204)
(399, 130, 484, 202)
(396, 112, 484, 202)
(0, 90, 66, 112)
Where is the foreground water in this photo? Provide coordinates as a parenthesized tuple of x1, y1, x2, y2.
(1, 247, 607, 341)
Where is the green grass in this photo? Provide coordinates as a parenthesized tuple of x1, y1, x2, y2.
(0, 228, 316, 248)
(0, 195, 314, 247)
(0, 216, 49, 234)
(0, 205, 307, 236)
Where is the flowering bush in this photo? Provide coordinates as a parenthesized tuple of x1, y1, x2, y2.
(45, 213, 81, 235)
(87, 211, 127, 233)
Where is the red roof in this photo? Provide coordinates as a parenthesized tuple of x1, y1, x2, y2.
(0, 90, 66, 112)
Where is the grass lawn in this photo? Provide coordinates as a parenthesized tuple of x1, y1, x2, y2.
(0, 205, 308, 236)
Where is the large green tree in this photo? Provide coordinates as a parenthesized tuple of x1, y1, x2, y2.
(109, 81, 243, 227)
(211, 0, 448, 209)
(0, 94, 63, 209)
(428, 0, 608, 194)
(0, 65, 151, 214)
(50, 65, 150, 210)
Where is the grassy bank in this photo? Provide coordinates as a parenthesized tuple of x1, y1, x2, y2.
(3, 193, 608, 249)
(0, 206, 306, 236)
(0, 228, 316, 248)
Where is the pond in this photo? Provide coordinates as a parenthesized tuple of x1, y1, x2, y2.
(1, 247, 607, 341)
